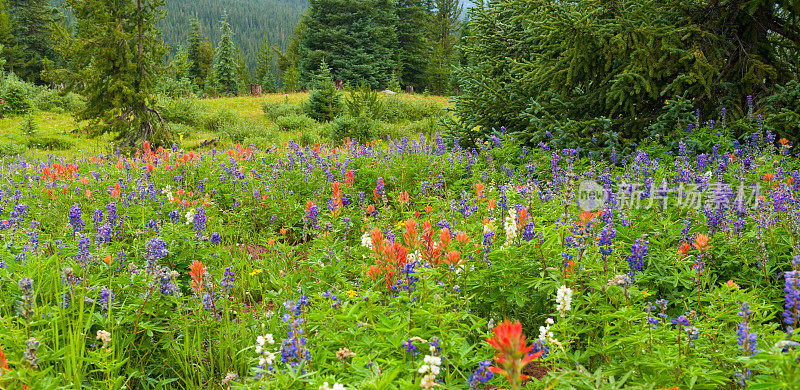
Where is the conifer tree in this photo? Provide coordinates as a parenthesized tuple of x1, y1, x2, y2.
(235, 44, 250, 94)
(8, 0, 61, 83)
(299, 0, 398, 89)
(305, 59, 341, 121)
(212, 16, 238, 95)
(282, 59, 300, 92)
(455, 0, 800, 143)
(187, 17, 214, 90)
(255, 34, 277, 93)
(52, 0, 170, 148)
(426, 0, 461, 95)
(396, 0, 429, 92)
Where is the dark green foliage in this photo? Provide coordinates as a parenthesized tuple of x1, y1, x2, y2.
(275, 113, 316, 132)
(212, 17, 239, 96)
(52, 0, 171, 149)
(426, 0, 461, 95)
(255, 35, 278, 93)
(7, 0, 61, 83)
(396, 0, 429, 92)
(344, 83, 383, 119)
(203, 108, 237, 133)
(281, 60, 300, 92)
(327, 114, 376, 142)
(2, 79, 33, 114)
(762, 81, 800, 144)
(455, 0, 800, 146)
(305, 60, 342, 122)
(187, 18, 214, 90)
(235, 44, 250, 95)
(299, 0, 399, 89)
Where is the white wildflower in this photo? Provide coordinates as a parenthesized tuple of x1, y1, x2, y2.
(185, 208, 196, 225)
(504, 209, 517, 245)
(556, 285, 573, 317)
(360, 230, 373, 250)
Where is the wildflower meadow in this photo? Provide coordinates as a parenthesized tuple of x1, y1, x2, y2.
(1, 118, 800, 389)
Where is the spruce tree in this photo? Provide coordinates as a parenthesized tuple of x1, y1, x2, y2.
(235, 44, 250, 94)
(187, 17, 214, 90)
(299, 0, 398, 89)
(212, 16, 238, 95)
(255, 34, 277, 93)
(305, 59, 341, 122)
(396, 0, 429, 92)
(455, 0, 800, 144)
(426, 0, 461, 95)
(282, 59, 300, 92)
(8, 0, 61, 83)
(53, 0, 170, 148)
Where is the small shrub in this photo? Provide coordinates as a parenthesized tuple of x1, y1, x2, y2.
(203, 109, 238, 133)
(328, 115, 377, 142)
(220, 120, 274, 143)
(167, 122, 196, 141)
(18, 114, 38, 136)
(403, 117, 438, 137)
(262, 99, 302, 120)
(0, 140, 26, 156)
(275, 114, 316, 133)
(160, 97, 202, 127)
(344, 84, 383, 119)
(305, 61, 342, 122)
(24, 136, 74, 151)
(33, 89, 86, 113)
(3, 81, 34, 115)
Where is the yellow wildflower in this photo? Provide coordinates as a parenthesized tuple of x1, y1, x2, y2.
(249, 269, 263, 277)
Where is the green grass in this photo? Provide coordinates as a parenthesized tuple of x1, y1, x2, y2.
(0, 92, 453, 157)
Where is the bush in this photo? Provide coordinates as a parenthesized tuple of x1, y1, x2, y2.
(275, 114, 316, 133)
(220, 120, 275, 143)
(18, 114, 38, 136)
(344, 84, 383, 119)
(2, 81, 34, 115)
(262, 99, 302, 120)
(32, 89, 86, 113)
(160, 97, 203, 128)
(167, 122, 196, 141)
(403, 117, 438, 137)
(0, 140, 26, 156)
(327, 115, 377, 142)
(203, 109, 238, 133)
(24, 136, 74, 151)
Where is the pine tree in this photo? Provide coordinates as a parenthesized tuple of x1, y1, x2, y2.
(8, 0, 61, 83)
(235, 44, 250, 94)
(305, 59, 341, 121)
(53, 0, 170, 148)
(455, 0, 800, 144)
(426, 0, 461, 95)
(282, 59, 300, 92)
(396, 0, 429, 92)
(255, 34, 277, 93)
(299, 0, 398, 89)
(187, 17, 214, 90)
(212, 16, 238, 95)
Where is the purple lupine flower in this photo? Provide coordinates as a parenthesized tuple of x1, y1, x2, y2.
(169, 210, 180, 224)
(192, 207, 207, 237)
(69, 203, 84, 232)
(402, 339, 419, 355)
(627, 237, 649, 277)
(145, 237, 168, 275)
(737, 302, 757, 355)
(783, 258, 800, 329)
(98, 286, 114, 312)
(210, 232, 222, 244)
(221, 266, 234, 291)
(76, 235, 92, 267)
(468, 360, 493, 389)
(672, 315, 691, 327)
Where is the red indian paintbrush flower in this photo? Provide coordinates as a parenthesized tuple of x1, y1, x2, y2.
(189, 260, 206, 292)
(0, 345, 9, 373)
(693, 234, 712, 252)
(486, 320, 543, 390)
